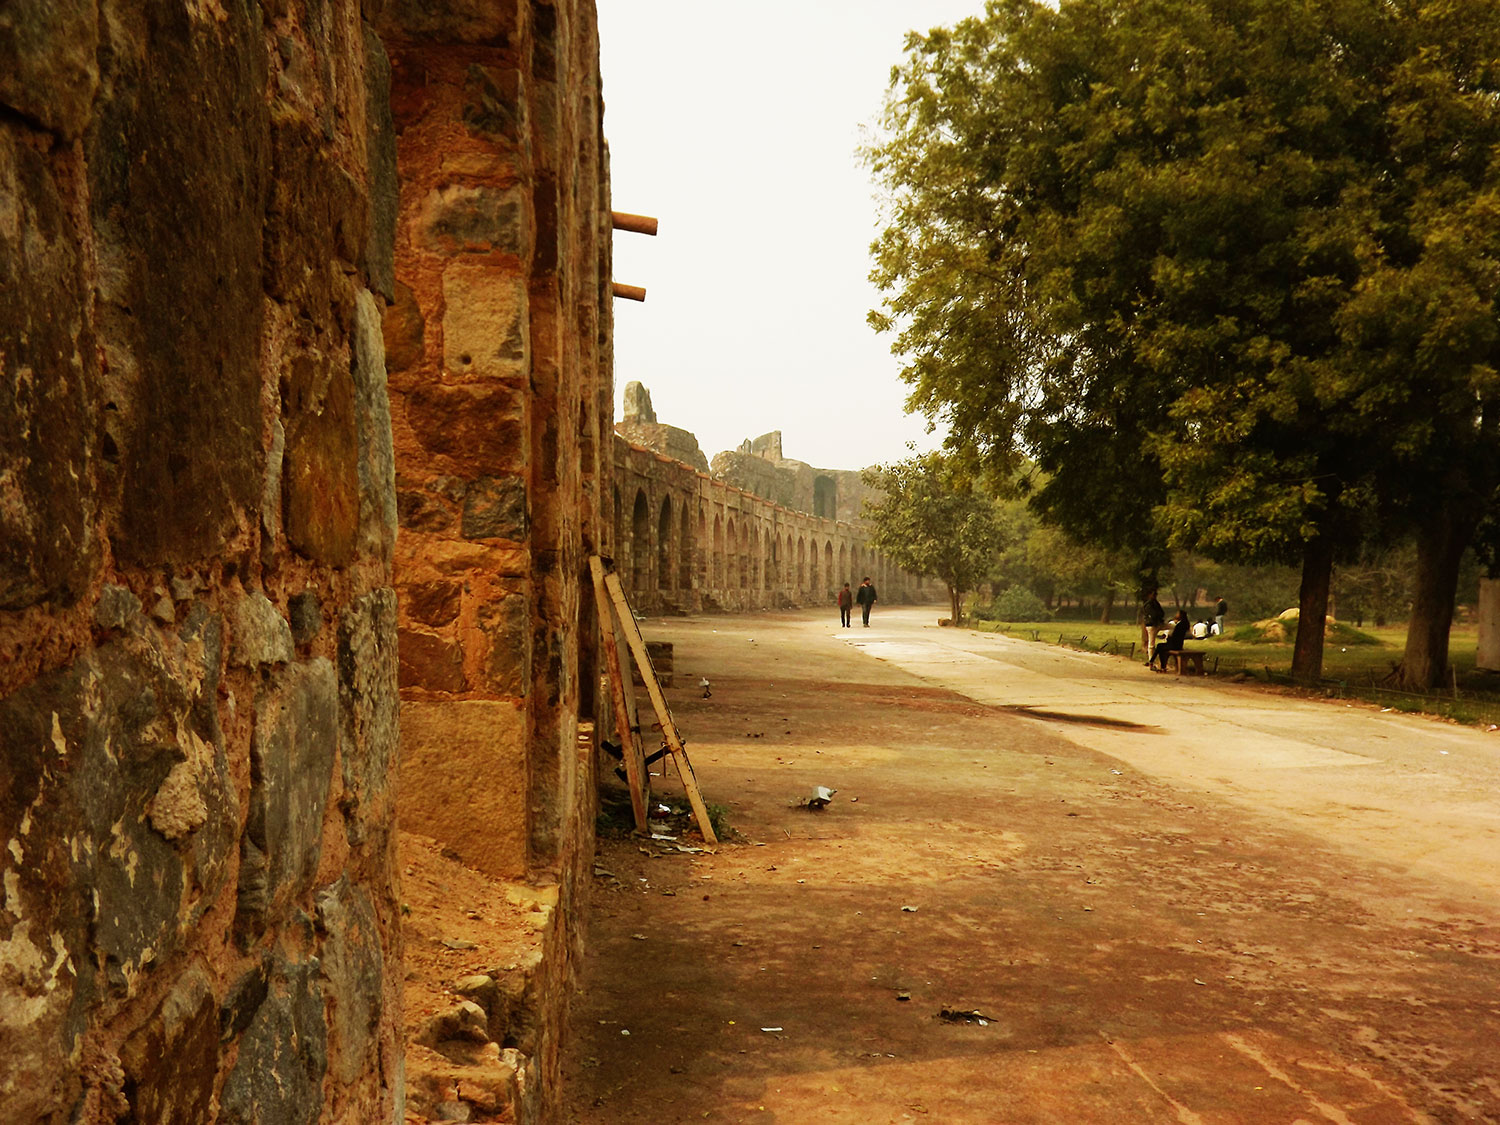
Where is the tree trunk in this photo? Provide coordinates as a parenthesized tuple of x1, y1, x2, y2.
(1099, 587, 1115, 624)
(1395, 510, 1475, 690)
(948, 584, 961, 625)
(1478, 577, 1500, 672)
(1290, 538, 1334, 684)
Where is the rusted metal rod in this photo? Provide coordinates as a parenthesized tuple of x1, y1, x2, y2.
(612, 282, 647, 302)
(611, 211, 659, 236)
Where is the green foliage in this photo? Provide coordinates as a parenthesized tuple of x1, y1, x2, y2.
(862, 451, 1000, 620)
(988, 584, 1050, 622)
(867, 0, 1500, 679)
(1234, 612, 1385, 646)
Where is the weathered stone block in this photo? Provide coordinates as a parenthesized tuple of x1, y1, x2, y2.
(220, 955, 328, 1125)
(382, 280, 426, 373)
(94, 584, 142, 631)
(353, 289, 399, 565)
(404, 383, 525, 476)
(316, 877, 385, 1085)
(378, 0, 521, 46)
(119, 969, 219, 1125)
(406, 580, 462, 627)
(419, 184, 525, 255)
(289, 590, 323, 646)
(338, 588, 400, 844)
(398, 487, 458, 534)
(462, 475, 528, 541)
(442, 264, 528, 381)
(229, 591, 294, 668)
(89, 0, 269, 567)
(398, 628, 468, 693)
(0, 0, 99, 139)
(478, 592, 529, 697)
(398, 700, 529, 878)
(283, 350, 361, 566)
(238, 659, 338, 937)
(462, 62, 523, 144)
(264, 114, 366, 316)
(0, 129, 97, 609)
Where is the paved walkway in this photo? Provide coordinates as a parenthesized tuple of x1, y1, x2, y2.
(565, 606, 1500, 1124)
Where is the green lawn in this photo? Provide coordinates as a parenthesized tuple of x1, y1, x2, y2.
(971, 617, 1486, 689)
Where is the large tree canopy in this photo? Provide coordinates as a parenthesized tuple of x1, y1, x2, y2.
(868, 0, 1500, 684)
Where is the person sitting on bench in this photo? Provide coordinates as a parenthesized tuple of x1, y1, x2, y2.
(1153, 609, 1190, 672)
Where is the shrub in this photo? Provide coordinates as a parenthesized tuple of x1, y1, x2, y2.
(991, 584, 1051, 622)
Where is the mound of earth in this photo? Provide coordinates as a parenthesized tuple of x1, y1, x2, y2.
(1239, 609, 1383, 645)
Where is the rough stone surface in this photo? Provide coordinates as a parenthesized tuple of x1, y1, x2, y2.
(220, 955, 328, 1125)
(419, 184, 525, 254)
(352, 289, 399, 565)
(289, 590, 323, 646)
(119, 968, 219, 1125)
(283, 350, 361, 566)
(90, 0, 270, 567)
(0, 128, 98, 609)
(405, 383, 526, 476)
(478, 593, 530, 697)
(338, 588, 400, 843)
(94, 584, 142, 631)
(397, 701, 530, 878)
(0, 0, 99, 139)
(317, 877, 385, 1085)
(407, 580, 463, 627)
(362, 25, 397, 300)
(229, 591, 295, 668)
(398, 628, 469, 693)
(237, 658, 339, 937)
(379, 0, 521, 46)
(382, 280, 426, 373)
(462, 475, 529, 541)
(442, 264, 529, 380)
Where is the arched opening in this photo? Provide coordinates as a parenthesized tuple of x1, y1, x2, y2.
(726, 518, 738, 590)
(698, 510, 709, 587)
(797, 537, 806, 591)
(824, 541, 834, 596)
(740, 520, 750, 589)
(809, 538, 820, 593)
(631, 489, 650, 590)
(679, 505, 693, 590)
(713, 514, 724, 586)
(838, 542, 848, 585)
(813, 475, 837, 519)
(658, 496, 673, 592)
(762, 529, 772, 590)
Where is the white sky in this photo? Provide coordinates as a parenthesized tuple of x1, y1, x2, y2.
(598, 1, 982, 473)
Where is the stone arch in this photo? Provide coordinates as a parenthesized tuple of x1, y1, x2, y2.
(797, 536, 806, 592)
(824, 541, 834, 596)
(762, 528, 772, 590)
(726, 517, 738, 591)
(713, 513, 724, 586)
(698, 509, 709, 587)
(679, 504, 693, 590)
(740, 520, 751, 590)
(838, 542, 848, 585)
(657, 495, 673, 592)
(631, 489, 650, 591)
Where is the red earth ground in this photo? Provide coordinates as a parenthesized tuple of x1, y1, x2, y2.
(563, 606, 1500, 1124)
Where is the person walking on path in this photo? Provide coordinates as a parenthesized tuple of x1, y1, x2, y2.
(837, 583, 853, 628)
(856, 577, 878, 627)
(1214, 596, 1228, 637)
(1153, 609, 1191, 671)
(1142, 588, 1165, 662)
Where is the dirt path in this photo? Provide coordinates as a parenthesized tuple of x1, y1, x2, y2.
(563, 608, 1500, 1124)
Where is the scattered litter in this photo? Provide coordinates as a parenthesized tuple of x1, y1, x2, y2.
(1488, 725, 1498, 733)
(939, 1008, 996, 1026)
(896, 991, 911, 1002)
(649, 833, 678, 841)
(799, 786, 837, 810)
(1109, 769, 1122, 775)
(592, 866, 616, 879)
(760, 1027, 783, 1033)
(631, 933, 647, 941)
(1193, 978, 1207, 986)
(621, 1029, 631, 1036)
(700, 678, 712, 699)
(440, 937, 478, 951)
(901, 905, 918, 913)
(1381, 707, 1393, 713)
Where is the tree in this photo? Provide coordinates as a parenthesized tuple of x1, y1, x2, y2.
(868, 0, 1500, 685)
(862, 452, 999, 624)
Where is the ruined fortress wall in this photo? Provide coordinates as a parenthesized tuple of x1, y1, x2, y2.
(1, 1, 402, 1121)
(614, 438, 919, 615)
(378, 0, 610, 1109)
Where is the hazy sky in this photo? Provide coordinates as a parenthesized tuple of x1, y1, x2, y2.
(598, 1, 983, 473)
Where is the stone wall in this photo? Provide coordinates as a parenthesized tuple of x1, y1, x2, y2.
(1, 1, 402, 1121)
(614, 438, 925, 615)
(378, 0, 611, 1114)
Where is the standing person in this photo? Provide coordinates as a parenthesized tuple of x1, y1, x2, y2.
(1153, 609, 1191, 671)
(1214, 595, 1228, 637)
(1142, 588, 1165, 662)
(837, 582, 853, 628)
(856, 577, 878, 627)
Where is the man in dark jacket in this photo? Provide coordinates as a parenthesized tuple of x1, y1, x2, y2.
(837, 582, 853, 628)
(1153, 609, 1191, 671)
(1143, 589, 1165, 662)
(856, 577, 877, 626)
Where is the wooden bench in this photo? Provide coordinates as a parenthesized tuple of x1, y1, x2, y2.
(1167, 650, 1206, 676)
